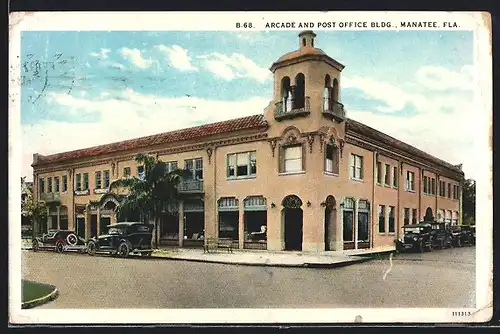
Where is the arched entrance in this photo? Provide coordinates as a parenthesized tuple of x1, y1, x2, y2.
(424, 207, 434, 222)
(282, 195, 303, 251)
(324, 195, 337, 251)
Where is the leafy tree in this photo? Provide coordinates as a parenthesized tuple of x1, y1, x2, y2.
(21, 188, 48, 237)
(462, 178, 476, 225)
(110, 153, 190, 248)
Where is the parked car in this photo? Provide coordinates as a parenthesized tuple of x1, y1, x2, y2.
(429, 221, 453, 249)
(86, 222, 154, 258)
(32, 229, 87, 253)
(396, 223, 433, 252)
(460, 225, 476, 246)
(448, 225, 474, 247)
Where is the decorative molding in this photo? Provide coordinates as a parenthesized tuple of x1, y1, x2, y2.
(111, 162, 115, 177)
(33, 132, 267, 174)
(307, 134, 315, 153)
(339, 139, 345, 158)
(206, 147, 213, 164)
(74, 189, 90, 196)
(93, 188, 108, 195)
(319, 133, 325, 153)
(269, 139, 278, 157)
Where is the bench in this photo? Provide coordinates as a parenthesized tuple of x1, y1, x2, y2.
(203, 238, 233, 253)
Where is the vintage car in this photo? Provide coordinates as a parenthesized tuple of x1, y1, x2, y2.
(86, 222, 154, 258)
(429, 221, 453, 249)
(460, 225, 476, 246)
(396, 223, 433, 252)
(32, 229, 87, 253)
(448, 225, 474, 247)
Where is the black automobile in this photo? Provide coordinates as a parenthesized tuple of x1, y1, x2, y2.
(396, 223, 433, 252)
(460, 225, 476, 246)
(429, 221, 453, 249)
(448, 225, 473, 247)
(86, 222, 154, 258)
(32, 229, 87, 253)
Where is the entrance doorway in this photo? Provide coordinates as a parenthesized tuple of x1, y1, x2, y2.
(100, 217, 110, 235)
(282, 195, 303, 251)
(323, 195, 337, 251)
(424, 207, 434, 222)
(76, 217, 85, 238)
(90, 214, 98, 238)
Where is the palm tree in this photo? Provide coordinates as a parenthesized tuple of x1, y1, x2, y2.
(110, 153, 190, 248)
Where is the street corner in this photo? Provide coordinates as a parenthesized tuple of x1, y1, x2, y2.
(21, 280, 59, 309)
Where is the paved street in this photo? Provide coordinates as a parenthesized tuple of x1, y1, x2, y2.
(21, 246, 475, 309)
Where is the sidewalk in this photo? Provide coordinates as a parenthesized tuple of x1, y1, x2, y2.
(151, 246, 395, 268)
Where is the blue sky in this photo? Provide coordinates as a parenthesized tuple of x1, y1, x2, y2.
(20, 30, 476, 180)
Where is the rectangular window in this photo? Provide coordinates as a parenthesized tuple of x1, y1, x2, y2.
(412, 208, 418, 224)
(350, 154, 363, 180)
(406, 171, 415, 191)
(137, 165, 145, 180)
(284, 146, 303, 173)
(384, 164, 391, 185)
(47, 177, 52, 193)
(62, 175, 67, 192)
(39, 178, 45, 194)
(404, 208, 410, 225)
(431, 178, 436, 195)
(388, 206, 395, 233)
(376, 162, 382, 184)
(184, 158, 203, 179)
(378, 205, 386, 233)
(343, 210, 354, 242)
(392, 166, 398, 187)
(75, 174, 81, 191)
(103, 170, 110, 188)
(325, 144, 339, 174)
(166, 161, 178, 173)
(95, 171, 102, 189)
(123, 167, 131, 178)
(227, 151, 256, 178)
(83, 173, 89, 190)
(440, 181, 445, 196)
(447, 183, 451, 198)
(423, 176, 428, 193)
(54, 177, 60, 193)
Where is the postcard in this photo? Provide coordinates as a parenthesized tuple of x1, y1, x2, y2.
(9, 11, 492, 324)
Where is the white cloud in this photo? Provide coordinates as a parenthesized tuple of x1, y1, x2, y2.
(154, 44, 198, 71)
(22, 90, 270, 180)
(343, 65, 479, 180)
(89, 48, 111, 59)
(119, 47, 154, 69)
(199, 52, 270, 83)
(416, 65, 474, 91)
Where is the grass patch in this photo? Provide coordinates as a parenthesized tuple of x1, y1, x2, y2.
(22, 280, 55, 303)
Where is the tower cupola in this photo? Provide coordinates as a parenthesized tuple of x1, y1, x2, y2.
(299, 30, 316, 49)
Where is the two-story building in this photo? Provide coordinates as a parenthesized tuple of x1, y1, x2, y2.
(31, 30, 464, 252)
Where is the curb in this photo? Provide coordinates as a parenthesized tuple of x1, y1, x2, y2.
(150, 253, 373, 269)
(21, 286, 59, 309)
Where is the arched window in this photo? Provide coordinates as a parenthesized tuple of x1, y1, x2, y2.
(311, 38, 314, 47)
(294, 73, 305, 109)
(302, 38, 306, 47)
(332, 78, 339, 102)
(323, 75, 332, 111)
(280, 76, 291, 112)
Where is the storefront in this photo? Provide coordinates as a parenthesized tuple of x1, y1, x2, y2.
(243, 196, 267, 250)
(218, 197, 239, 248)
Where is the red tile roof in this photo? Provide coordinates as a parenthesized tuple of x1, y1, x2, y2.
(32, 114, 268, 166)
(346, 118, 463, 174)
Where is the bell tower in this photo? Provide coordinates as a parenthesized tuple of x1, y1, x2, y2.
(264, 30, 347, 138)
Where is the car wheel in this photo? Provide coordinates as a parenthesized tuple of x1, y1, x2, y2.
(118, 242, 130, 258)
(87, 240, 97, 256)
(55, 240, 64, 253)
(456, 238, 462, 247)
(32, 240, 39, 252)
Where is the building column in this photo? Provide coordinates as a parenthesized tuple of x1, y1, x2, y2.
(84, 209, 91, 240)
(57, 206, 61, 230)
(354, 200, 359, 250)
(178, 201, 184, 247)
(96, 207, 101, 236)
(46, 207, 50, 231)
(238, 202, 245, 249)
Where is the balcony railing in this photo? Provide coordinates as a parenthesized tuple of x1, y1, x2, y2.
(322, 99, 345, 122)
(40, 193, 60, 202)
(177, 179, 204, 193)
(274, 96, 311, 121)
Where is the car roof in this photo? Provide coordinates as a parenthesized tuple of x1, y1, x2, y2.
(402, 223, 431, 228)
(107, 222, 149, 227)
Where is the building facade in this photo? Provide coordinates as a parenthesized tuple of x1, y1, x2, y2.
(31, 31, 464, 252)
